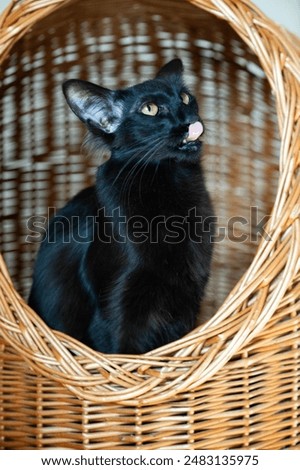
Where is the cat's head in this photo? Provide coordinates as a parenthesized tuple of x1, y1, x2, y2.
(63, 59, 204, 164)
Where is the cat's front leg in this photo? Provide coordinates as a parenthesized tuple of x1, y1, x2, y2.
(118, 270, 197, 354)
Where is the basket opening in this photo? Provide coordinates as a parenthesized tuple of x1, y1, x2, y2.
(0, 0, 280, 324)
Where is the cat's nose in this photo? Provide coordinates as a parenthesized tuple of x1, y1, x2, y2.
(186, 121, 204, 142)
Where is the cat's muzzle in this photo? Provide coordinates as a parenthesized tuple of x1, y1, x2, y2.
(179, 120, 204, 151)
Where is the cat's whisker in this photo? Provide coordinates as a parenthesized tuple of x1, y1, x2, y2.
(151, 160, 161, 187)
(111, 136, 163, 188)
(121, 153, 152, 207)
(121, 138, 166, 204)
(118, 137, 164, 200)
(137, 139, 166, 199)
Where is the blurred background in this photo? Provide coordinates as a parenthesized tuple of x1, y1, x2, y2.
(1, 0, 299, 37)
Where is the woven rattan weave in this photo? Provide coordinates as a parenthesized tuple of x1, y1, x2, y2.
(0, 0, 299, 449)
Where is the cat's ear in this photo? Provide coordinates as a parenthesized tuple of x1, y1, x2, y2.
(156, 59, 184, 79)
(62, 80, 123, 133)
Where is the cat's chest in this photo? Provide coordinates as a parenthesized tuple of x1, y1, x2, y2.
(126, 180, 195, 221)
(113, 163, 200, 215)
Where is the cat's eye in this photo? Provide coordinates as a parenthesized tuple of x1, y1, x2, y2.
(181, 92, 190, 105)
(141, 103, 159, 116)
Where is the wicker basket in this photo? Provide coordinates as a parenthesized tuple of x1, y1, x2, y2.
(0, 0, 299, 450)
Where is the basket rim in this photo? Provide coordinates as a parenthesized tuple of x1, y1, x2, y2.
(0, 0, 299, 404)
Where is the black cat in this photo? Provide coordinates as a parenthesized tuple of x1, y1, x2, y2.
(28, 59, 214, 354)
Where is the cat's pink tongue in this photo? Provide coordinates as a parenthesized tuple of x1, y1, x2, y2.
(187, 121, 204, 141)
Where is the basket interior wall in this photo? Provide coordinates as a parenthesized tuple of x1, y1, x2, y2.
(0, 0, 280, 320)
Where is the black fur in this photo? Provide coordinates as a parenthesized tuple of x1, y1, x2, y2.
(28, 59, 214, 354)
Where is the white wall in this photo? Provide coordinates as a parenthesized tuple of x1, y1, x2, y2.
(254, 0, 300, 36)
(0, 0, 299, 36)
